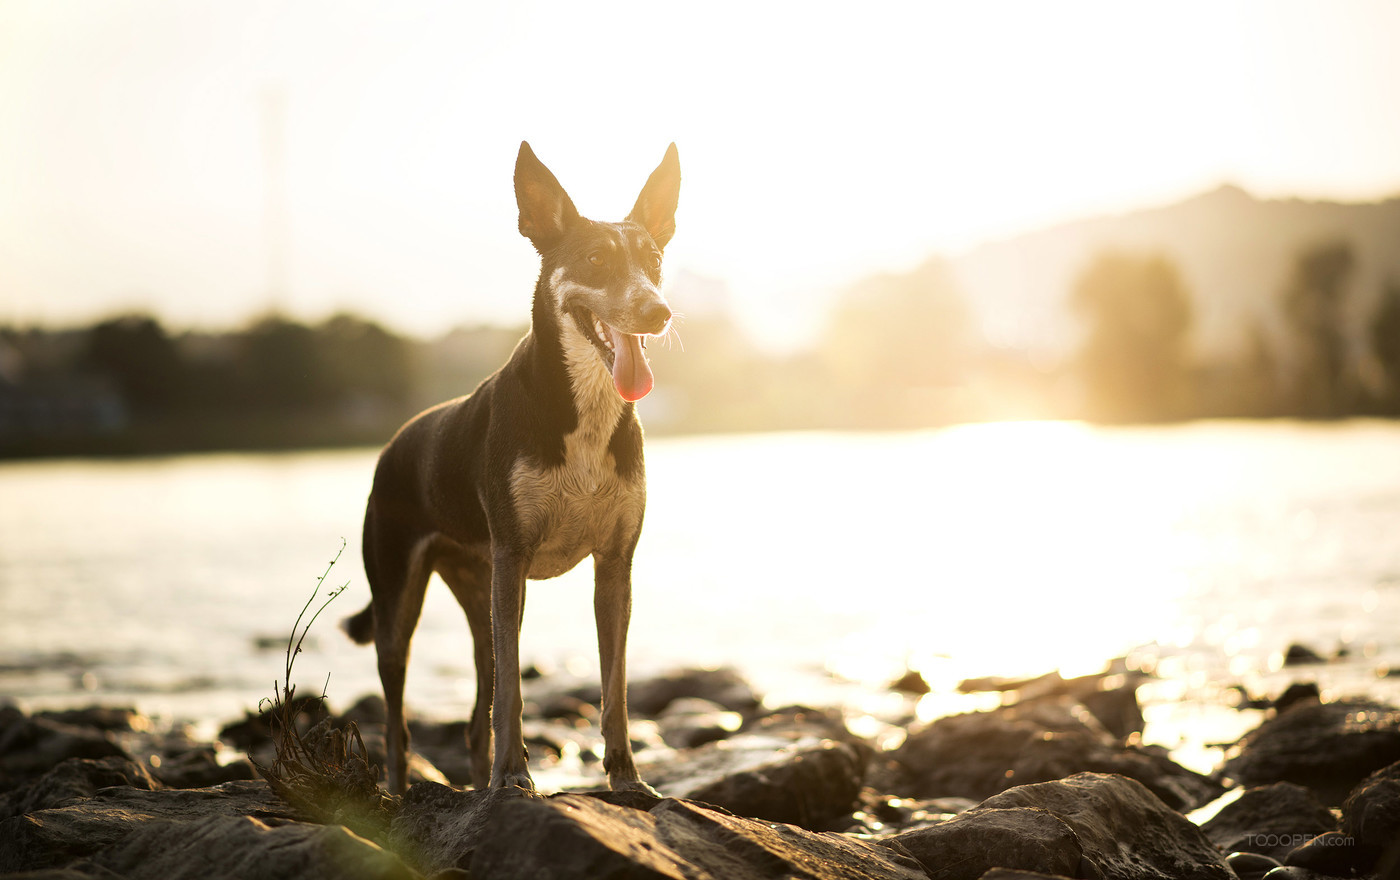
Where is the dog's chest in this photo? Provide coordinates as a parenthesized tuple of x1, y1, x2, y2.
(509, 425, 642, 579)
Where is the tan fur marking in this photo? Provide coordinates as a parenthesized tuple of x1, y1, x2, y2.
(509, 271, 643, 579)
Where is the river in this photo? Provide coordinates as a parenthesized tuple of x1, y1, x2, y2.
(3, 420, 1398, 770)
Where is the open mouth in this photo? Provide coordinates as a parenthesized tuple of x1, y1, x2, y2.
(573, 308, 655, 402)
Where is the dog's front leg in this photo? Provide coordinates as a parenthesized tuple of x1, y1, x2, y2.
(594, 552, 658, 794)
(489, 547, 534, 791)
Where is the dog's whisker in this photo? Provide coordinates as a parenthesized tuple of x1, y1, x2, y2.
(666, 324, 686, 353)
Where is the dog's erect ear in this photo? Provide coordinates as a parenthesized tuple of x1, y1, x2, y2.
(627, 143, 680, 250)
(515, 141, 580, 252)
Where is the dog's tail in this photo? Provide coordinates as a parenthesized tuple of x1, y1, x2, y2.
(341, 601, 375, 645)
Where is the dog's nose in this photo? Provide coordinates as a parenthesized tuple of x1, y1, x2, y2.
(640, 300, 672, 333)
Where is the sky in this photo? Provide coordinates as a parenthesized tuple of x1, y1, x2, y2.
(3, 1, 1400, 348)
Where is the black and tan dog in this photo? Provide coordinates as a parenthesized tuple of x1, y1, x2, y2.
(344, 142, 679, 795)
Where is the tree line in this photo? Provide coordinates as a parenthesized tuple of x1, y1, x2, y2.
(2, 238, 1398, 457)
(1071, 240, 1400, 422)
(0, 314, 518, 456)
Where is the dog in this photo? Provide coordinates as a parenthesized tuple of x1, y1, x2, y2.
(342, 142, 679, 795)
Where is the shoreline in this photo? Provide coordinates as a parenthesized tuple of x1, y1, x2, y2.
(5, 655, 1400, 876)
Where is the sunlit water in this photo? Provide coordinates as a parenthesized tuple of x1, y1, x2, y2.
(3, 421, 1399, 772)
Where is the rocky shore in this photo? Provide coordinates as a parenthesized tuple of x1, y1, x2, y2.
(3, 663, 1399, 879)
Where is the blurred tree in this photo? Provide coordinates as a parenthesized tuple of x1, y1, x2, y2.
(239, 314, 323, 408)
(83, 315, 184, 412)
(314, 313, 413, 403)
(821, 258, 975, 426)
(416, 324, 525, 407)
(1282, 240, 1355, 417)
(643, 313, 799, 432)
(1071, 251, 1193, 422)
(1371, 278, 1400, 415)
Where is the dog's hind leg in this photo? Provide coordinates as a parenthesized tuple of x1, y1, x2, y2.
(488, 548, 534, 791)
(368, 533, 433, 796)
(438, 555, 494, 790)
(593, 551, 656, 793)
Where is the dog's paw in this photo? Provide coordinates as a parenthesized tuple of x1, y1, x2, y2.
(493, 770, 537, 793)
(611, 778, 661, 797)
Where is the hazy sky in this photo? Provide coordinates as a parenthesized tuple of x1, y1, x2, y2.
(3, 1, 1399, 346)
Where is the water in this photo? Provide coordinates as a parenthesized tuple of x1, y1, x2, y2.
(3, 421, 1399, 769)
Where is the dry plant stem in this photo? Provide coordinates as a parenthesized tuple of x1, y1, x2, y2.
(264, 538, 349, 780)
(257, 539, 395, 842)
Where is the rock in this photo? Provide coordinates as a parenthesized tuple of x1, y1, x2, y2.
(1225, 851, 1284, 880)
(891, 697, 1100, 799)
(955, 665, 1145, 736)
(551, 666, 762, 720)
(468, 793, 927, 880)
(218, 695, 331, 753)
(1008, 731, 1219, 810)
(1342, 759, 1400, 849)
(98, 814, 418, 880)
(0, 711, 131, 786)
(977, 872, 1076, 880)
(336, 722, 454, 789)
(33, 706, 149, 733)
(643, 734, 867, 828)
(1229, 685, 1274, 711)
(1220, 698, 1400, 803)
(959, 671, 1064, 694)
(340, 693, 387, 728)
(881, 807, 1085, 880)
(405, 718, 476, 785)
(0, 756, 159, 822)
(1282, 644, 1326, 667)
(150, 746, 258, 789)
(0, 779, 294, 872)
(1199, 782, 1336, 859)
(388, 782, 510, 873)
(1283, 830, 1380, 876)
(1079, 681, 1145, 740)
(890, 669, 931, 695)
(746, 705, 864, 745)
(629, 666, 762, 716)
(656, 697, 744, 749)
(978, 772, 1233, 880)
(891, 697, 1219, 809)
(1273, 682, 1320, 714)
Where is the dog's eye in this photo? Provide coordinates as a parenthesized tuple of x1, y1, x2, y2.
(649, 252, 661, 270)
(588, 252, 604, 267)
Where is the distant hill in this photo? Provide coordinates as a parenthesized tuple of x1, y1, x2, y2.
(945, 184, 1400, 360)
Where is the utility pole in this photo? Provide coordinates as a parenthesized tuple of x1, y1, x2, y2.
(260, 86, 289, 313)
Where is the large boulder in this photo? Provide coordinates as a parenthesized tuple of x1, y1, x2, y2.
(1342, 759, 1400, 849)
(470, 793, 927, 880)
(1198, 782, 1336, 860)
(643, 734, 867, 828)
(890, 697, 1219, 810)
(150, 745, 259, 789)
(0, 756, 159, 822)
(0, 779, 292, 872)
(880, 807, 1085, 880)
(978, 773, 1232, 880)
(1321, 759, 1400, 876)
(99, 814, 417, 880)
(1219, 698, 1400, 803)
(0, 707, 131, 786)
(388, 782, 505, 873)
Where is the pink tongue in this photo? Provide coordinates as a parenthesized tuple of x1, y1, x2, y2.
(608, 326, 654, 401)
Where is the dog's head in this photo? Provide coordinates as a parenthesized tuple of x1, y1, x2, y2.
(515, 142, 680, 402)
